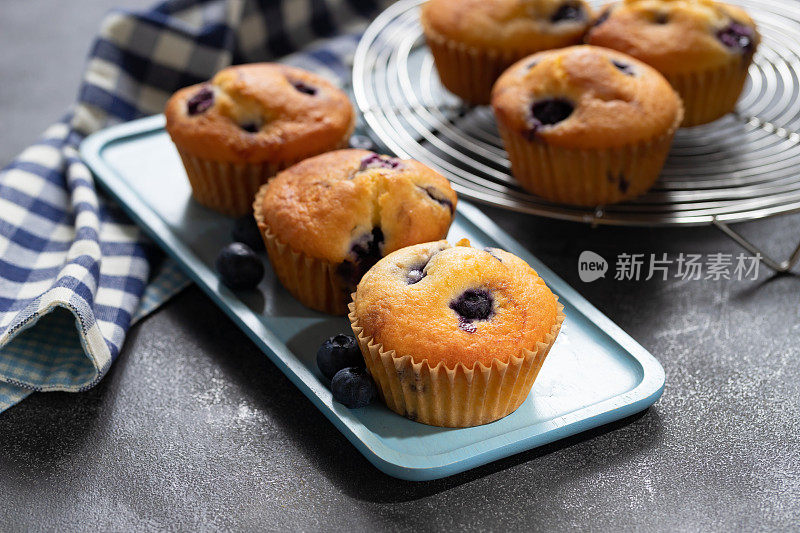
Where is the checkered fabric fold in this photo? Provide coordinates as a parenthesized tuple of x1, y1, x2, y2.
(0, 0, 393, 413)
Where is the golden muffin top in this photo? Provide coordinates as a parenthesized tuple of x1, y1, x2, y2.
(165, 63, 354, 163)
(421, 0, 593, 51)
(585, 0, 760, 73)
(491, 45, 683, 149)
(256, 149, 457, 268)
(352, 239, 561, 369)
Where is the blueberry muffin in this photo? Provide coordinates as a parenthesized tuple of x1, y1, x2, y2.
(165, 63, 355, 215)
(491, 45, 683, 205)
(254, 149, 457, 315)
(350, 239, 564, 427)
(421, 0, 593, 105)
(586, 0, 759, 126)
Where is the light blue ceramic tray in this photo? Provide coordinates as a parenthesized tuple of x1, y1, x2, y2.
(80, 115, 665, 481)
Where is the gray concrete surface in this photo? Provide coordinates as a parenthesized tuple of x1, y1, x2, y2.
(1, 1, 799, 531)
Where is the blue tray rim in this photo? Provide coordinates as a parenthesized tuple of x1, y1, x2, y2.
(80, 114, 665, 481)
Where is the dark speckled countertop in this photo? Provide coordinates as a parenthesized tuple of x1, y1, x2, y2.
(1, 1, 798, 530)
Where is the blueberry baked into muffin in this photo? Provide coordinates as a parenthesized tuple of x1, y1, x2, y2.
(165, 63, 355, 215)
(491, 45, 683, 205)
(253, 149, 457, 315)
(586, 0, 759, 126)
(349, 239, 564, 427)
(421, 0, 593, 105)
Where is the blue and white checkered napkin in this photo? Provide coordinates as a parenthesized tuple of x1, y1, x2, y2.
(0, 0, 393, 413)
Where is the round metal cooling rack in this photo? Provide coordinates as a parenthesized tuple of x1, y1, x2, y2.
(352, 0, 800, 272)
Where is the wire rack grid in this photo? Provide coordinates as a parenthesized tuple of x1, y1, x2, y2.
(352, 0, 800, 271)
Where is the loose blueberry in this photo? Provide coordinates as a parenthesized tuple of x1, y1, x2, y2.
(450, 289, 494, 321)
(215, 242, 264, 290)
(717, 22, 755, 52)
(612, 59, 635, 76)
(527, 98, 574, 138)
(316, 334, 364, 381)
(551, 2, 585, 23)
(232, 215, 265, 252)
(187, 86, 214, 115)
(290, 80, 317, 95)
(331, 367, 377, 409)
(349, 134, 375, 151)
(359, 153, 401, 171)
